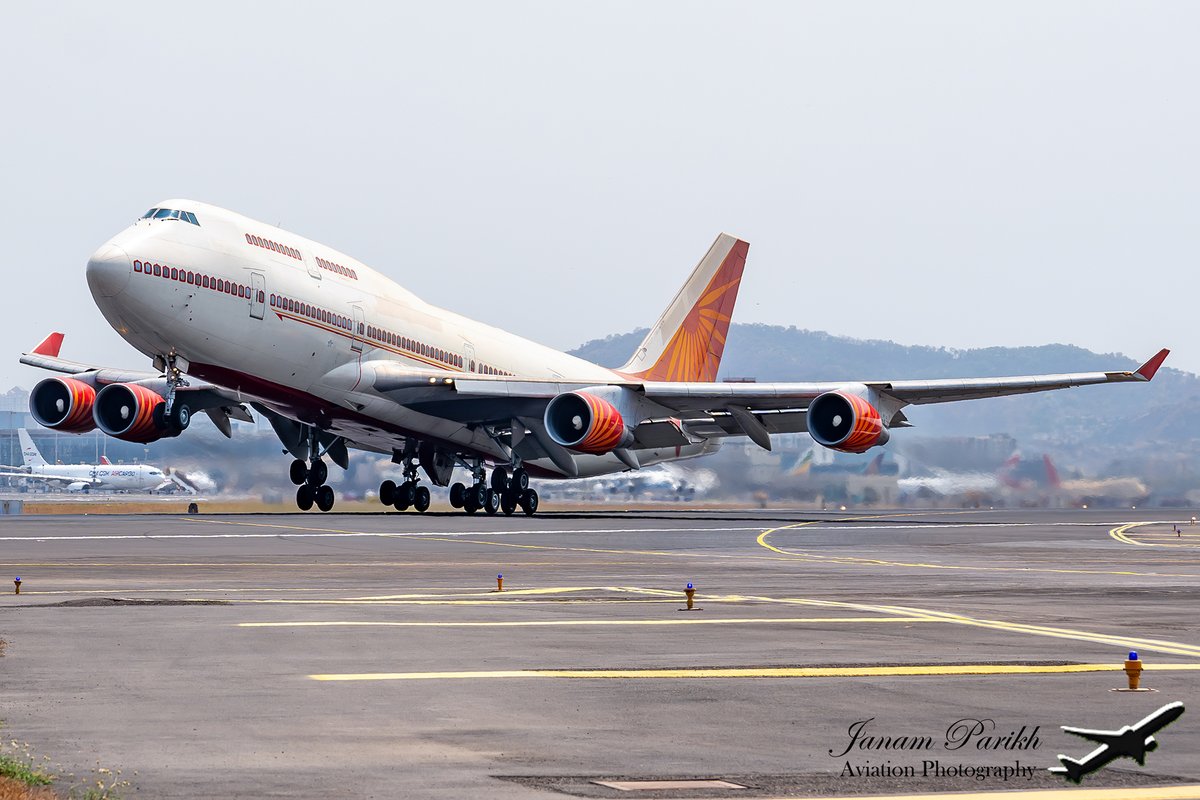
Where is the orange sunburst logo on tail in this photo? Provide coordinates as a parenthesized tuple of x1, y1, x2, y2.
(632, 239, 748, 382)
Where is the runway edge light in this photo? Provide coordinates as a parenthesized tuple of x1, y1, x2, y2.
(680, 582, 698, 612)
(1112, 651, 1155, 693)
(13, 576, 20, 595)
(495, 574, 503, 593)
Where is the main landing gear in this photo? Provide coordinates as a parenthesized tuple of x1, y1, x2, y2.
(378, 452, 430, 513)
(448, 464, 537, 516)
(291, 457, 335, 512)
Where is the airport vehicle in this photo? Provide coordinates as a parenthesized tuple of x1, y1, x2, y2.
(0, 428, 173, 492)
(1050, 701, 1185, 783)
(20, 200, 1169, 515)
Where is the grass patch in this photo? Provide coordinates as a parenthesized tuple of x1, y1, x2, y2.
(0, 752, 52, 787)
(0, 775, 57, 799)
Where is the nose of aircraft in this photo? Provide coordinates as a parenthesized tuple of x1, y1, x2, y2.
(86, 243, 132, 298)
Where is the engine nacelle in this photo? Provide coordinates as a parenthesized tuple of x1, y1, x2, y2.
(93, 383, 168, 443)
(29, 377, 97, 433)
(807, 391, 890, 453)
(544, 391, 634, 454)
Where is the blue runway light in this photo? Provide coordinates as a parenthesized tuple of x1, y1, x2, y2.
(1129, 651, 1139, 660)
(687, 582, 693, 590)
(497, 574, 503, 580)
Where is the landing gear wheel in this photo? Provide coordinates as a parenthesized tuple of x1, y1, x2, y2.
(464, 496, 479, 514)
(483, 488, 500, 516)
(449, 482, 466, 509)
(316, 485, 335, 512)
(289, 459, 309, 486)
(490, 467, 508, 492)
(519, 488, 539, 516)
(173, 404, 191, 432)
(307, 458, 328, 487)
(511, 467, 529, 491)
(296, 484, 315, 511)
(413, 485, 431, 513)
(471, 484, 488, 508)
(500, 490, 518, 516)
(379, 480, 396, 506)
(393, 497, 410, 512)
(396, 481, 416, 508)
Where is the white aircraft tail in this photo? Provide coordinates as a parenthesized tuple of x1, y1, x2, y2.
(18, 429, 48, 468)
(620, 234, 749, 382)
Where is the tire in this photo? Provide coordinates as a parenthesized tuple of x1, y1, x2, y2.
(483, 488, 500, 515)
(511, 467, 529, 491)
(449, 482, 466, 509)
(413, 485, 431, 513)
(519, 488, 539, 516)
(393, 498, 410, 512)
(490, 467, 508, 492)
(397, 481, 416, 507)
(472, 484, 488, 508)
(464, 500, 478, 515)
(296, 485, 315, 511)
(500, 490, 517, 516)
(316, 485, 335, 512)
(307, 459, 328, 487)
(289, 459, 308, 486)
(173, 404, 191, 432)
(379, 479, 396, 506)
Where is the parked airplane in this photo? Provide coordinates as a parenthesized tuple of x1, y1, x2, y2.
(0, 429, 175, 493)
(19, 200, 1169, 515)
(1050, 701, 1185, 783)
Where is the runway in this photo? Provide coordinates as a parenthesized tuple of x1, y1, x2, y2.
(2, 508, 1199, 799)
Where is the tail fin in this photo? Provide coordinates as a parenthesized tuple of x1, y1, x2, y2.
(18, 429, 48, 468)
(1049, 756, 1086, 783)
(620, 234, 748, 382)
(99, 455, 112, 466)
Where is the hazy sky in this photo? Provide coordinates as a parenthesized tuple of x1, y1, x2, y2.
(3, 2, 1196, 390)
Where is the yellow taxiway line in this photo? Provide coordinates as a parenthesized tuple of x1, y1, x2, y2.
(240, 616, 941, 629)
(309, 662, 1200, 681)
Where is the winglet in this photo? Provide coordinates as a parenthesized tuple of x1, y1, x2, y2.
(30, 332, 65, 357)
(1136, 348, 1170, 381)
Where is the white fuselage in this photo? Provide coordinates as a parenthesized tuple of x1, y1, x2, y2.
(85, 200, 712, 477)
(26, 464, 165, 492)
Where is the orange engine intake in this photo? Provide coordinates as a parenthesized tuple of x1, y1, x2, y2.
(29, 377, 97, 434)
(544, 392, 633, 454)
(806, 391, 890, 453)
(93, 383, 167, 443)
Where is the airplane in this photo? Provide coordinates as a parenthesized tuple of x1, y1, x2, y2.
(18, 199, 1170, 515)
(0, 428, 176, 493)
(1049, 701, 1185, 783)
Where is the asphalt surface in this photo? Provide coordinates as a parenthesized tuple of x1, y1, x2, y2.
(2, 507, 1200, 799)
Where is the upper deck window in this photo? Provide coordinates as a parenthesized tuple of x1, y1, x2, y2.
(142, 208, 200, 226)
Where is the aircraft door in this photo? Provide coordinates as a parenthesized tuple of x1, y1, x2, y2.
(250, 273, 266, 320)
(351, 306, 365, 353)
(464, 342, 476, 373)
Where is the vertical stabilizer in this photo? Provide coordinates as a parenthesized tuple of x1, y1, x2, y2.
(18, 429, 48, 468)
(620, 234, 749, 382)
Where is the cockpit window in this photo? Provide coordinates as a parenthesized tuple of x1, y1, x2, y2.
(144, 208, 200, 226)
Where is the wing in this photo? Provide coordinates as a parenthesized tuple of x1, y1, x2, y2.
(368, 349, 1170, 448)
(1060, 727, 1122, 747)
(20, 333, 254, 436)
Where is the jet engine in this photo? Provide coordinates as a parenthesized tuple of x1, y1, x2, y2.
(93, 383, 169, 443)
(544, 391, 634, 454)
(29, 377, 97, 433)
(806, 391, 890, 453)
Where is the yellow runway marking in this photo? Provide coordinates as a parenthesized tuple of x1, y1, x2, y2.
(779, 786, 1200, 800)
(757, 520, 1200, 577)
(310, 662, 1200, 681)
(240, 616, 941, 628)
(1112, 521, 1200, 547)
